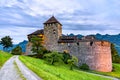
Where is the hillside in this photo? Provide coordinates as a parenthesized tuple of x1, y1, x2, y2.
(0, 50, 12, 68)
(19, 56, 111, 80)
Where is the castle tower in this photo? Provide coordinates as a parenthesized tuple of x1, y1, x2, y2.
(43, 16, 62, 51)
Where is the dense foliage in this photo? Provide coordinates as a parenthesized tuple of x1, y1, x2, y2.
(62, 52, 71, 64)
(79, 63, 89, 70)
(11, 46, 22, 55)
(0, 36, 13, 51)
(111, 43, 120, 63)
(67, 55, 78, 70)
(30, 36, 46, 58)
(44, 51, 63, 65)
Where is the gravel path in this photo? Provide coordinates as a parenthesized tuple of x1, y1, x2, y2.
(0, 56, 23, 80)
(0, 55, 119, 80)
(15, 56, 41, 80)
(0, 56, 42, 80)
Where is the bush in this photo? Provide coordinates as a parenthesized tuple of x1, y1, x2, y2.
(62, 52, 71, 64)
(67, 56, 78, 70)
(79, 63, 89, 70)
(11, 46, 22, 55)
(44, 51, 63, 65)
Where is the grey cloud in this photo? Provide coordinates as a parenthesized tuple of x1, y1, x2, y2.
(63, 23, 111, 31)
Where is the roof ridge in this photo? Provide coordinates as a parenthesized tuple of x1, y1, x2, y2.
(44, 16, 62, 25)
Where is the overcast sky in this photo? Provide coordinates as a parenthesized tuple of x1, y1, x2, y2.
(0, 0, 120, 44)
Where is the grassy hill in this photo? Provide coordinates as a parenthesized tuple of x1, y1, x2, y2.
(19, 56, 112, 80)
(92, 63, 120, 79)
(0, 50, 12, 68)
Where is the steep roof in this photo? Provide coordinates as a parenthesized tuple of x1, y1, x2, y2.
(44, 16, 62, 25)
(28, 29, 44, 36)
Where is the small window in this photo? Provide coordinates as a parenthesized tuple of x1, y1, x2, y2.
(53, 29, 56, 34)
(90, 41, 93, 46)
(77, 42, 79, 46)
(68, 43, 70, 47)
(61, 43, 64, 45)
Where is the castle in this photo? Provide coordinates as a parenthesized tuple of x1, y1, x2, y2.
(26, 16, 112, 72)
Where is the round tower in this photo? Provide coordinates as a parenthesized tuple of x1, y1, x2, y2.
(77, 40, 112, 72)
(43, 16, 62, 51)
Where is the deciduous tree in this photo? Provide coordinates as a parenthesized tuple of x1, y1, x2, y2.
(44, 51, 63, 65)
(67, 56, 78, 70)
(111, 43, 120, 63)
(31, 35, 46, 58)
(0, 36, 13, 52)
(11, 46, 22, 55)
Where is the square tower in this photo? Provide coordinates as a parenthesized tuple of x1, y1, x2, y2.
(43, 16, 62, 51)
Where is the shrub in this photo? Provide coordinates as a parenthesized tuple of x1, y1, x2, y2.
(67, 56, 78, 70)
(11, 46, 22, 55)
(44, 51, 63, 65)
(79, 63, 89, 70)
(62, 52, 71, 64)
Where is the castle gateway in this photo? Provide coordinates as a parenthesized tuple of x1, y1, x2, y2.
(26, 16, 112, 72)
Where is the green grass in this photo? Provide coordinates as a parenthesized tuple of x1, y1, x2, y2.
(0, 50, 12, 68)
(19, 56, 112, 80)
(92, 63, 120, 79)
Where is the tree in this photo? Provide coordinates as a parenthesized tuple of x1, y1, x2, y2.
(111, 43, 120, 63)
(30, 35, 46, 58)
(44, 51, 63, 65)
(67, 56, 78, 70)
(62, 52, 71, 64)
(11, 46, 22, 55)
(0, 36, 13, 52)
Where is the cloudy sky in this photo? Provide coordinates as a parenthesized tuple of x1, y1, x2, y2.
(0, 0, 120, 44)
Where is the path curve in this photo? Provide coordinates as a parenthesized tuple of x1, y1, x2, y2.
(0, 56, 42, 80)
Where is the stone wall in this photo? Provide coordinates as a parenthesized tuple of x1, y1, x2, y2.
(44, 23, 62, 51)
(57, 41, 112, 72)
(25, 42, 35, 55)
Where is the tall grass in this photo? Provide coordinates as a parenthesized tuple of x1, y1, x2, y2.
(20, 56, 111, 80)
(0, 50, 12, 68)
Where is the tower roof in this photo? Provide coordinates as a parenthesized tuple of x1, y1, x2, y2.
(44, 16, 62, 25)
